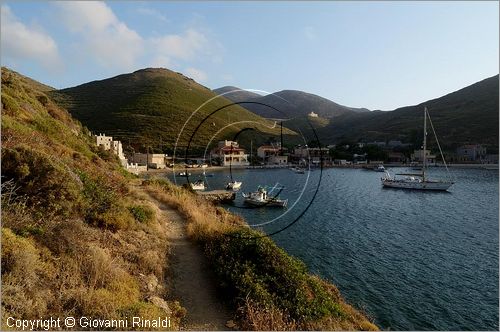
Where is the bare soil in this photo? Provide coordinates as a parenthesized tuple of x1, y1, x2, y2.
(141, 189, 232, 330)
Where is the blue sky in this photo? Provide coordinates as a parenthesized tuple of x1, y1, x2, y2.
(1, 1, 498, 110)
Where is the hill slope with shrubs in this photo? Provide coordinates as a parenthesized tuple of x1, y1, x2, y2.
(51, 68, 295, 154)
(1, 67, 184, 328)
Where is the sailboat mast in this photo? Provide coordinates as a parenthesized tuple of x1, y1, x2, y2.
(422, 107, 427, 182)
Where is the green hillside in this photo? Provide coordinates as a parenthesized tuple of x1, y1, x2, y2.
(318, 75, 499, 149)
(52, 68, 294, 155)
(1, 67, 185, 327)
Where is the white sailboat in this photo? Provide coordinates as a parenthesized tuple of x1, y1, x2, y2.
(382, 107, 454, 191)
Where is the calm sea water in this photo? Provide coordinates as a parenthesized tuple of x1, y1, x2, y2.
(169, 167, 499, 330)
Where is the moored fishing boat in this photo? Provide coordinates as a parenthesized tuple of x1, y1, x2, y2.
(242, 186, 287, 207)
(225, 180, 242, 190)
(190, 179, 205, 190)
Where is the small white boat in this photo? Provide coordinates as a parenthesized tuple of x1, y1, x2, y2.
(190, 180, 205, 190)
(290, 167, 305, 174)
(242, 186, 288, 207)
(178, 171, 191, 176)
(225, 180, 242, 190)
(374, 164, 385, 172)
(381, 107, 454, 191)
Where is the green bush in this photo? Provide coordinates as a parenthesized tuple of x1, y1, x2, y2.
(1, 146, 81, 217)
(203, 228, 344, 324)
(77, 170, 123, 228)
(128, 205, 154, 223)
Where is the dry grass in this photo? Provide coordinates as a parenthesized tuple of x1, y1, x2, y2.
(1, 205, 182, 329)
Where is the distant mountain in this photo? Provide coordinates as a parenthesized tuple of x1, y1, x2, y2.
(317, 75, 499, 149)
(52, 68, 294, 153)
(215, 88, 370, 120)
(213, 86, 263, 104)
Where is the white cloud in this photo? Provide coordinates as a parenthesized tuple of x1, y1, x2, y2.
(150, 28, 209, 61)
(1, 5, 61, 69)
(4, 2, 221, 75)
(54, 1, 143, 69)
(184, 67, 207, 82)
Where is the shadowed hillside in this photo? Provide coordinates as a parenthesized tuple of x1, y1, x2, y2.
(225, 89, 370, 119)
(52, 68, 295, 155)
(213, 86, 263, 103)
(318, 75, 499, 149)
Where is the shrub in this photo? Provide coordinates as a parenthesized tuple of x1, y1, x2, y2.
(128, 204, 155, 223)
(1, 146, 82, 217)
(1, 228, 54, 319)
(204, 228, 344, 325)
(77, 170, 132, 230)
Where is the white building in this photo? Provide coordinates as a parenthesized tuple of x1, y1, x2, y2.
(111, 140, 125, 160)
(210, 140, 249, 167)
(456, 144, 486, 162)
(130, 153, 167, 169)
(268, 155, 288, 165)
(95, 133, 113, 150)
(411, 149, 436, 164)
(257, 144, 282, 159)
(308, 111, 318, 118)
(94, 133, 127, 166)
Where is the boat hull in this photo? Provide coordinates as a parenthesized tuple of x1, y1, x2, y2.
(382, 179, 453, 191)
(244, 199, 288, 207)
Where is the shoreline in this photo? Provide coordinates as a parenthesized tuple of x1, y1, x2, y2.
(140, 163, 499, 175)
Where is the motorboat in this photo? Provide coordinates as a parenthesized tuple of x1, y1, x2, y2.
(190, 180, 205, 190)
(242, 186, 287, 207)
(374, 164, 385, 172)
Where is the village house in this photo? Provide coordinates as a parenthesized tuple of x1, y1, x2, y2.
(210, 140, 249, 167)
(387, 152, 406, 164)
(308, 111, 318, 118)
(456, 144, 487, 162)
(292, 145, 331, 165)
(268, 155, 288, 165)
(95, 133, 113, 150)
(256, 143, 288, 165)
(257, 144, 281, 159)
(411, 149, 436, 164)
(94, 133, 127, 166)
(130, 153, 167, 169)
